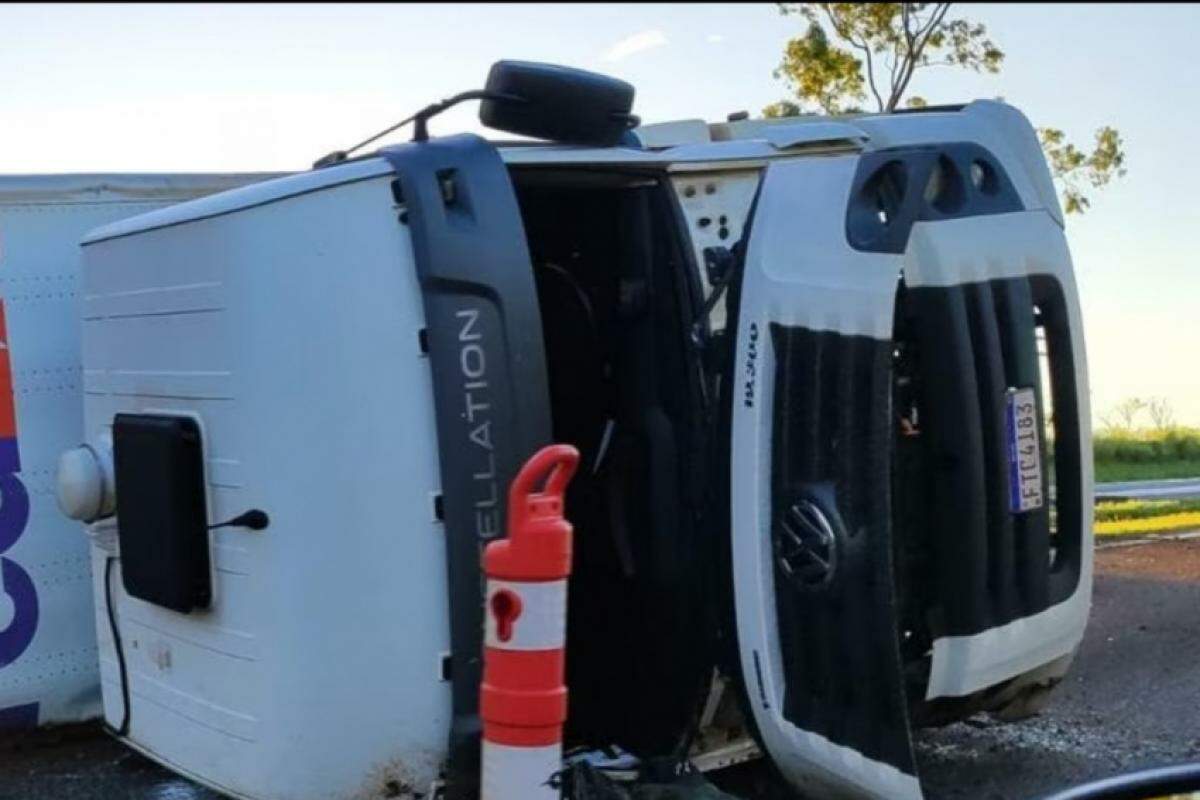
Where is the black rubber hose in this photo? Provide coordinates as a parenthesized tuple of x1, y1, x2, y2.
(102, 556, 131, 737)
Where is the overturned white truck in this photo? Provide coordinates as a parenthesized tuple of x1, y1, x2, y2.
(57, 62, 1091, 799)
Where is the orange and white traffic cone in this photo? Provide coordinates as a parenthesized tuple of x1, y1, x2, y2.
(480, 444, 580, 800)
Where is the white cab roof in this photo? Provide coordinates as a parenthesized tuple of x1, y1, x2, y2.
(85, 99, 1055, 244)
(83, 132, 867, 245)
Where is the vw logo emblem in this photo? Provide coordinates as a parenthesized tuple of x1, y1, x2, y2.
(775, 498, 838, 591)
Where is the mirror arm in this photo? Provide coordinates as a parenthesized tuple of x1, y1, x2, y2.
(412, 90, 526, 142)
(313, 91, 527, 168)
(608, 110, 641, 131)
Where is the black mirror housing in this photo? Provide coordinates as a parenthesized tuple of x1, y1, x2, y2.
(479, 60, 638, 147)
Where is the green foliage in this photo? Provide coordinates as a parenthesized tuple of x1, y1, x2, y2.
(1092, 399, 1199, 482)
(1039, 126, 1128, 214)
(766, 2, 1127, 214)
(773, 22, 865, 113)
(772, 3, 1002, 113)
(1093, 428, 1200, 465)
(1094, 459, 1200, 484)
(1094, 498, 1200, 524)
(1093, 419, 1200, 483)
(1093, 498, 1200, 536)
(763, 99, 805, 118)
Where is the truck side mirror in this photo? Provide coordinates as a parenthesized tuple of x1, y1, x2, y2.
(479, 60, 638, 147)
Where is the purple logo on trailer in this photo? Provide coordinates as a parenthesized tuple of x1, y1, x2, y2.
(0, 300, 39, 724)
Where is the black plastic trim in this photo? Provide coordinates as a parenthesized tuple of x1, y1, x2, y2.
(890, 103, 969, 115)
(1032, 274, 1084, 605)
(846, 142, 1023, 254)
(769, 324, 917, 776)
(379, 134, 552, 798)
(905, 275, 1083, 638)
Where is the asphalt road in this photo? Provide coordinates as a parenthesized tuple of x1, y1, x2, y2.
(1095, 477, 1200, 500)
(3, 538, 1199, 800)
(914, 537, 1200, 799)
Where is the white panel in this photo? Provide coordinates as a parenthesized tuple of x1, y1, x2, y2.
(484, 580, 567, 651)
(729, 155, 916, 800)
(0, 174, 271, 729)
(82, 171, 451, 799)
(482, 742, 561, 800)
(727, 161, 1086, 795)
(671, 169, 762, 334)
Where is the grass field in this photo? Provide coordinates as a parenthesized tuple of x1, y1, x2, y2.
(1094, 459, 1200, 483)
(1094, 498, 1200, 537)
(1092, 428, 1200, 536)
(1093, 427, 1200, 484)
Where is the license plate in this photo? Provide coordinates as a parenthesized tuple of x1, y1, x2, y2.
(1006, 387, 1044, 513)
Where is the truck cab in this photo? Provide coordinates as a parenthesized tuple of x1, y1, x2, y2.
(58, 63, 1091, 800)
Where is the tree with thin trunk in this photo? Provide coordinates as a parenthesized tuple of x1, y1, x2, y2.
(765, 3, 1126, 214)
(1146, 397, 1176, 432)
(1101, 397, 1148, 432)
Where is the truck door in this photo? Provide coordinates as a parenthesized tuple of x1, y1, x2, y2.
(726, 144, 1090, 799)
(380, 134, 553, 797)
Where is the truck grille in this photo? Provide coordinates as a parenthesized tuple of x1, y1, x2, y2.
(765, 273, 1083, 771)
(769, 324, 916, 773)
(897, 274, 1083, 638)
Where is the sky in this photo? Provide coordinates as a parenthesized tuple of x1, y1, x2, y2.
(2, 3, 1196, 426)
